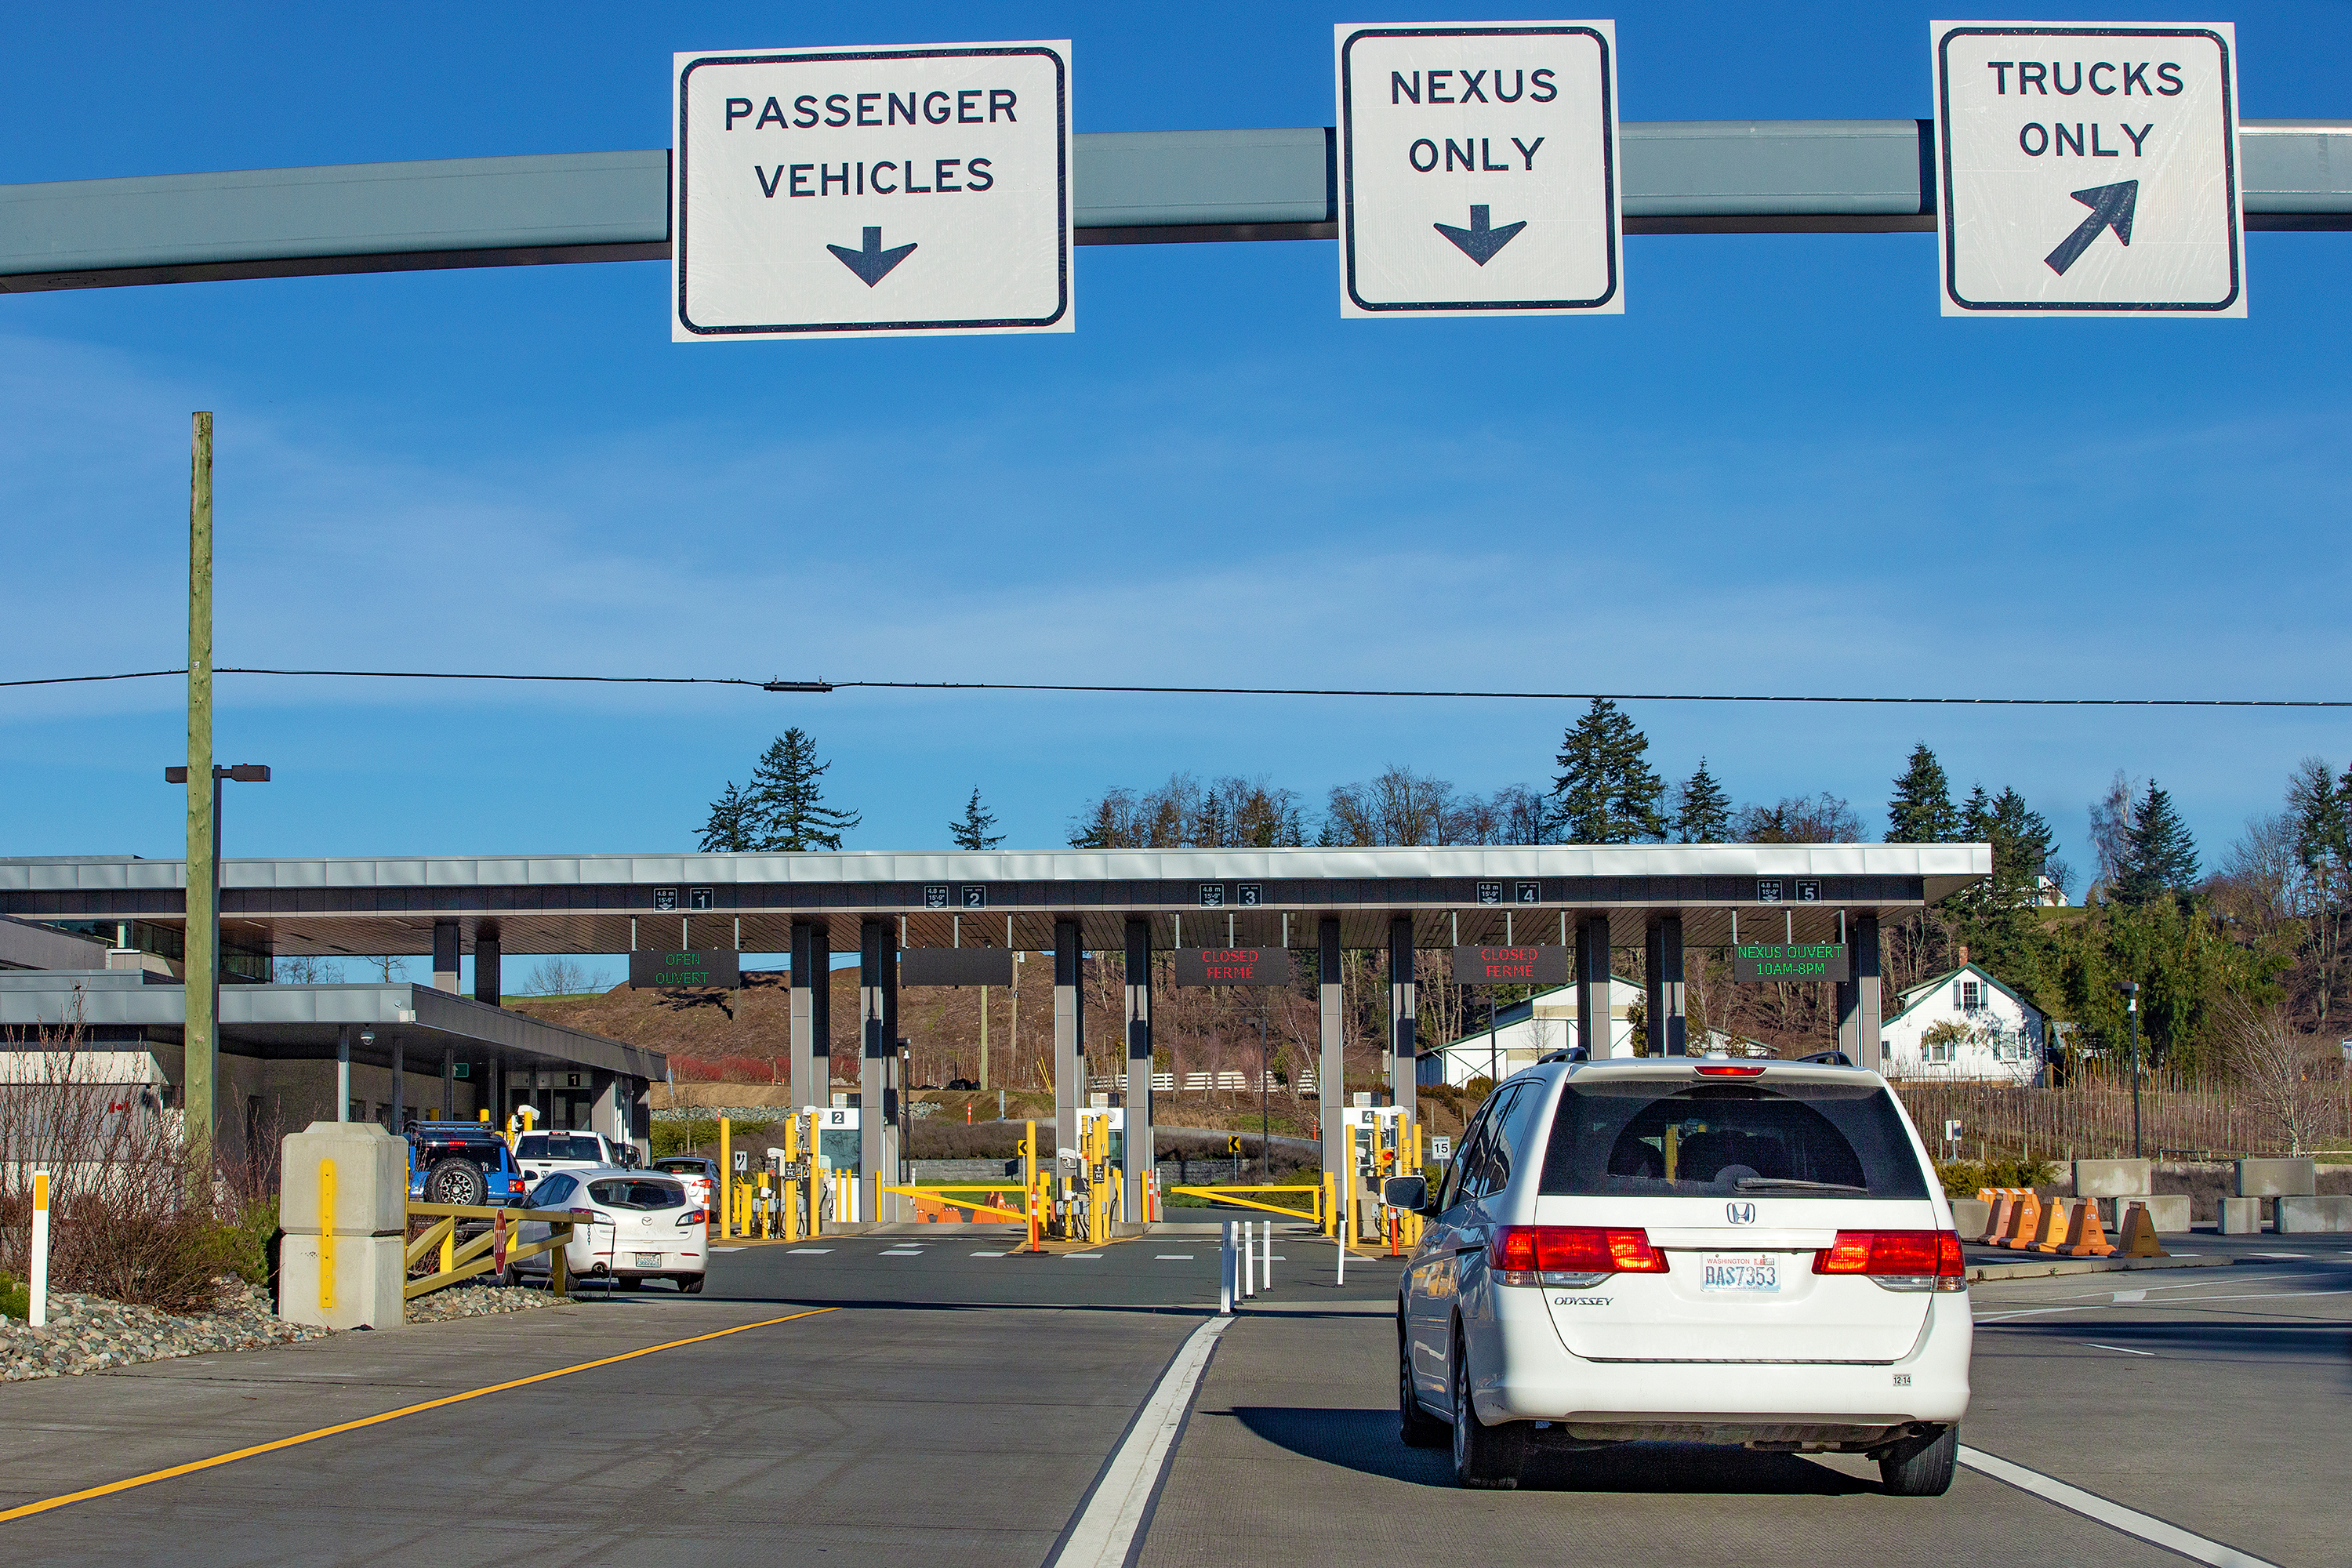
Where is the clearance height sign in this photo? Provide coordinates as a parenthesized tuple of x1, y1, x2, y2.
(1933, 21, 2243, 316)
(673, 42, 1073, 339)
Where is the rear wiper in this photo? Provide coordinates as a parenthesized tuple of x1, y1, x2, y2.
(1733, 1178, 1867, 1194)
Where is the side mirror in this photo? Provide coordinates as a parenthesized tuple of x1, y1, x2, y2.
(1382, 1175, 1428, 1214)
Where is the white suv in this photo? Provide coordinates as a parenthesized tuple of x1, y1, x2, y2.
(1390, 1058, 1969, 1495)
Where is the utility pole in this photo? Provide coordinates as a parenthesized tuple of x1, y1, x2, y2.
(184, 412, 216, 1192)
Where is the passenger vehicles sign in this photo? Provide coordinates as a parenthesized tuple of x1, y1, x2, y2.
(673, 41, 1073, 339)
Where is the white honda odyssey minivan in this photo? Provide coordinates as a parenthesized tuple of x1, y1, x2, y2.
(1389, 1057, 1969, 1495)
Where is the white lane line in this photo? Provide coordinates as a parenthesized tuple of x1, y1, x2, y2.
(971, 1250, 1007, 1258)
(710, 1247, 744, 1254)
(2078, 1341, 2155, 1356)
(1976, 1285, 2352, 1323)
(1155, 1254, 1196, 1260)
(1958, 1446, 2281, 1567)
(880, 1250, 924, 1257)
(1066, 1253, 1104, 1260)
(786, 1247, 833, 1254)
(2111, 1289, 2147, 1302)
(1047, 1316, 1234, 1568)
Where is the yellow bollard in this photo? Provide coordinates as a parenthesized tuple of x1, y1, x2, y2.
(757, 1170, 771, 1239)
(1323, 1171, 1337, 1236)
(718, 1117, 732, 1240)
(318, 1160, 336, 1313)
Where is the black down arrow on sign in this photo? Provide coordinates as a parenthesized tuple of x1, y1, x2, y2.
(828, 227, 917, 286)
(1433, 205, 1526, 266)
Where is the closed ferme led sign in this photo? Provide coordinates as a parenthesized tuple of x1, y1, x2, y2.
(1450, 946, 1571, 985)
(1174, 949, 1296, 986)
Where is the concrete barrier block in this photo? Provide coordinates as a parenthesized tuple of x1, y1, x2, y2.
(278, 1233, 405, 1329)
(1951, 1197, 1992, 1241)
(2276, 1195, 2352, 1233)
(2099, 1193, 2191, 1232)
(2073, 1159, 2153, 1199)
(2218, 1196, 2262, 1235)
(2234, 1158, 2318, 1198)
(281, 1121, 408, 1236)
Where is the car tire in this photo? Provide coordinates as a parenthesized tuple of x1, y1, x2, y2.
(1879, 1425, 1959, 1497)
(681, 1275, 706, 1295)
(424, 1158, 488, 1208)
(1399, 1317, 1447, 1448)
(1450, 1326, 1526, 1489)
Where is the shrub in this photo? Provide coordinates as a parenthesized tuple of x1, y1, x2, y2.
(1936, 1156, 2060, 1198)
(0, 1271, 27, 1321)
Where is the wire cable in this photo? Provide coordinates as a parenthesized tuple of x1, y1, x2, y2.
(2, 666, 2348, 707)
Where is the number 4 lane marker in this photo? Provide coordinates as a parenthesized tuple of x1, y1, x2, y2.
(1958, 1446, 2281, 1568)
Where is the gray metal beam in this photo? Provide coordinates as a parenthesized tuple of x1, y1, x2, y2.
(0, 120, 2343, 292)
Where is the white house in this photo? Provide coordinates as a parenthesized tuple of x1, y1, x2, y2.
(1422, 975, 1644, 1087)
(1880, 961, 2048, 1085)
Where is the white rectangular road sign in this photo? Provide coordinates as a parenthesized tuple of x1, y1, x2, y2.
(1336, 21, 1622, 318)
(673, 41, 1073, 339)
(1934, 21, 2243, 316)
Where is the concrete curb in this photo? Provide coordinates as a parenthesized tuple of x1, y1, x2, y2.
(1966, 1253, 2240, 1282)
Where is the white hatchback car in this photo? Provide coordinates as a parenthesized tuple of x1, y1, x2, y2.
(1390, 1058, 1969, 1495)
(513, 1167, 709, 1292)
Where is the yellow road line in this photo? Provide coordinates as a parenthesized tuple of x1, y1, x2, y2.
(0, 1307, 835, 1525)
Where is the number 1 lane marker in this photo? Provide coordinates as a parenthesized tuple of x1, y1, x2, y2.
(1958, 1446, 2281, 1568)
(0, 1308, 837, 1526)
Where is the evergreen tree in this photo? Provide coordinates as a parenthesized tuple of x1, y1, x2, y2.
(1987, 786, 2056, 905)
(746, 728, 862, 851)
(696, 779, 759, 852)
(1673, 759, 1733, 844)
(1958, 782, 1994, 841)
(1886, 743, 1959, 842)
(1551, 699, 1668, 844)
(950, 787, 1004, 851)
(2119, 780, 2199, 902)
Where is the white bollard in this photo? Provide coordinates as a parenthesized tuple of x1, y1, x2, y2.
(1218, 1221, 1235, 1315)
(1263, 1220, 1274, 1290)
(29, 1169, 50, 1328)
(1336, 1229, 1347, 1287)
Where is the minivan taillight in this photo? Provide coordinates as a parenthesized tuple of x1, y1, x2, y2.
(1491, 1225, 1668, 1286)
(1814, 1230, 1966, 1291)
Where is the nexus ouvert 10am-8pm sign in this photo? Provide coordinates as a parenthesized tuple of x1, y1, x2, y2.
(672, 41, 1073, 339)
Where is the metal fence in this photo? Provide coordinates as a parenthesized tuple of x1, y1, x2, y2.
(1893, 1070, 2352, 1162)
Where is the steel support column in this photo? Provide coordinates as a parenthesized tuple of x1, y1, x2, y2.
(1123, 917, 1153, 1222)
(1054, 918, 1083, 1156)
(860, 919, 898, 1223)
(1577, 915, 1612, 1059)
(440, 1044, 456, 1120)
(1388, 916, 1417, 1107)
(336, 1024, 350, 1121)
(431, 919, 460, 995)
(789, 920, 820, 1110)
(1835, 914, 1884, 1071)
(1646, 916, 1686, 1056)
(390, 1038, 403, 1131)
(1318, 918, 1345, 1193)
(472, 921, 500, 1007)
(811, 924, 833, 1100)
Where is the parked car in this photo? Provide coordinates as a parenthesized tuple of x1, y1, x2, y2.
(1388, 1056, 1969, 1496)
(650, 1155, 719, 1216)
(510, 1167, 707, 1291)
(406, 1121, 527, 1207)
(514, 1130, 631, 1189)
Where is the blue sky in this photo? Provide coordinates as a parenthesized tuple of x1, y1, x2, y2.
(2, 2, 2347, 976)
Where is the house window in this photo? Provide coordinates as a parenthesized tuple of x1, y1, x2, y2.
(1957, 979, 1984, 1013)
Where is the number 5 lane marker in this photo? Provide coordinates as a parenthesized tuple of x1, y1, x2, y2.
(1959, 1446, 2281, 1568)
(0, 1308, 835, 1525)
(1046, 1315, 1234, 1568)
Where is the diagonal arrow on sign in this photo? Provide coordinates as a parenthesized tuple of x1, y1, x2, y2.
(2043, 181, 2138, 278)
(827, 227, 918, 286)
(1432, 205, 1527, 266)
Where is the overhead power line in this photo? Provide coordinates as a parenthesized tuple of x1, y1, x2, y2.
(3, 666, 2350, 708)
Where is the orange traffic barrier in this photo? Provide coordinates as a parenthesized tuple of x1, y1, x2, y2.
(1980, 1189, 2017, 1246)
(2056, 1200, 2117, 1257)
(1999, 1190, 2043, 1249)
(2117, 1202, 2168, 1258)
(2030, 1198, 2075, 1252)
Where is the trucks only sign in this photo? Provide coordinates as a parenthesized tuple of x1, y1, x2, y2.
(673, 40, 1073, 339)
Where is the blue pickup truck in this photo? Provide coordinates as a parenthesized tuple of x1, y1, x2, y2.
(406, 1121, 528, 1207)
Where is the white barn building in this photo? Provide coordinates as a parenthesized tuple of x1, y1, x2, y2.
(1880, 961, 2049, 1086)
(1422, 975, 1644, 1087)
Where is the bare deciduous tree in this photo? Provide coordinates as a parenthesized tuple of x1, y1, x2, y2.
(526, 957, 592, 997)
(2221, 998, 2339, 1154)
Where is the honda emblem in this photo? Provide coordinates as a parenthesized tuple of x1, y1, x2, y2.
(1726, 1202, 1756, 1225)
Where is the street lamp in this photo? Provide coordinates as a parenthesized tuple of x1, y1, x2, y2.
(2114, 981, 2142, 1159)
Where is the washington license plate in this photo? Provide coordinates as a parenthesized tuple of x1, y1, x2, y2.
(633, 1252, 661, 1268)
(1700, 1253, 1780, 1293)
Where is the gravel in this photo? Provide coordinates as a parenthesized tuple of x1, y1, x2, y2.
(0, 1279, 323, 1383)
(0, 1276, 561, 1382)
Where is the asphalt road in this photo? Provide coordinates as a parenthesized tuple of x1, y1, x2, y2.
(0, 1229, 2343, 1567)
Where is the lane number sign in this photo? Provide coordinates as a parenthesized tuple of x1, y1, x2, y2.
(1335, 20, 1622, 318)
(673, 40, 1073, 339)
(1933, 21, 2243, 316)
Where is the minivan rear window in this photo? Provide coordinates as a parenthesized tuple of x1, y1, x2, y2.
(1537, 1080, 1929, 1200)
